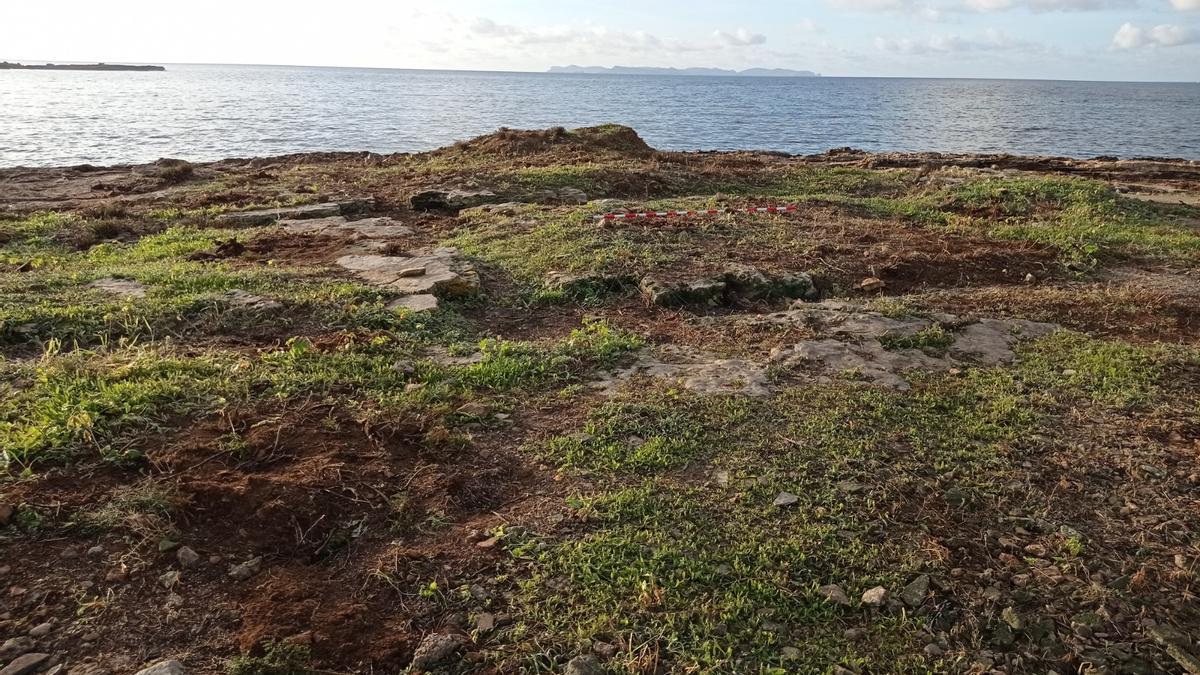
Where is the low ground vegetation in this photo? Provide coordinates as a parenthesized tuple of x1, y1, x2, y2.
(1, 126, 1199, 674)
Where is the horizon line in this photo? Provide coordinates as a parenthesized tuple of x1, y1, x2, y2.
(3, 58, 1198, 84)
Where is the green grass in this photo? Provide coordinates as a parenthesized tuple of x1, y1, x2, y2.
(495, 330, 1185, 671)
(228, 640, 313, 675)
(940, 176, 1200, 264)
(0, 346, 237, 467)
(878, 325, 955, 356)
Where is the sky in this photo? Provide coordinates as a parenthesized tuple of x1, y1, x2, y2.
(3, 0, 1199, 81)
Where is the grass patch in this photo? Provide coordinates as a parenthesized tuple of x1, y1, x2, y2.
(505, 332, 1184, 670)
(0, 346, 236, 468)
(942, 176, 1200, 264)
(228, 640, 313, 675)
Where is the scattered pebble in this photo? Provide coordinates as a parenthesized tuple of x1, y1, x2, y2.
(773, 491, 799, 508)
(924, 643, 944, 657)
(86, 545, 104, 558)
(26, 623, 52, 639)
(0, 653, 49, 675)
(158, 570, 181, 589)
(858, 276, 886, 291)
(818, 584, 851, 606)
(176, 547, 200, 568)
(132, 659, 186, 675)
(861, 586, 888, 607)
(0, 637, 34, 658)
(228, 557, 262, 581)
(900, 574, 930, 607)
(564, 655, 604, 675)
(781, 647, 801, 660)
(592, 642, 618, 659)
(474, 613, 495, 632)
(409, 633, 464, 671)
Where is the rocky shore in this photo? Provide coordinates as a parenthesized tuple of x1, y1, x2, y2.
(1, 125, 1198, 674)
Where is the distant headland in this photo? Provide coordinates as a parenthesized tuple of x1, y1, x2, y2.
(0, 61, 165, 72)
(548, 65, 818, 77)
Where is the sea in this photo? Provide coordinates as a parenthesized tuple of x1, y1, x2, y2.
(2, 63, 1198, 167)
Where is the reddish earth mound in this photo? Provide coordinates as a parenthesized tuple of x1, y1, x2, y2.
(447, 124, 655, 158)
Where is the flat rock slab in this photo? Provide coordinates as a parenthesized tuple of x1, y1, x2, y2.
(337, 248, 479, 298)
(765, 302, 1058, 390)
(223, 289, 282, 311)
(280, 216, 412, 239)
(596, 345, 771, 397)
(0, 654, 50, 675)
(387, 294, 439, 313)
(88, 278, 147, 298)
(216, 198, 373, 226)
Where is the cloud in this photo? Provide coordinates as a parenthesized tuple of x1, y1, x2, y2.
(964, 0, 1135, 10)
(714, 28, 767, 46)
(831, 0, 1135, 14)
(875, 28, 1041, 53)
(1171, 0, 1200, 9)
(1110, 21, 1200, 48)
(796, 18, 826, 33)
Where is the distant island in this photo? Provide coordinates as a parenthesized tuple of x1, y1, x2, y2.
(0, 61, 165, 72)
(548, 65, 818, 77)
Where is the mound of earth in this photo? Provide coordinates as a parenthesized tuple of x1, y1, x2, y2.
(444, 124, 654, 158)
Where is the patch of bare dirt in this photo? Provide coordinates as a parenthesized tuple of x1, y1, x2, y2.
(0, 401, 584, 672)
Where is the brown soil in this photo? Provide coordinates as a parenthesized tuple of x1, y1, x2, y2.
(0, 400, 586, 673)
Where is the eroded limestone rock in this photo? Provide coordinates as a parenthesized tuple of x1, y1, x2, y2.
(279, 216, 412, 239)
(336, 248, 479, 298)
(640, 265, 816, 307)
(387, 294, 439, 313)
(596, 345, 771, 397)
(88, 278, 147, 298)
(411, 189, 501, 212)
(216, 198, 372, 226)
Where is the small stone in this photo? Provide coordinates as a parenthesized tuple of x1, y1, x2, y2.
(474, 613, 495, 632)
(1023, 543, 1047, 557)
(781, 647, 801, 660)
(0, 637, 33, 658)
(86, 545, 104, 557)
(397, 266, 427, 278)
(27, 623, 52, 639)
(476, 537, 500, 549)
(132, 659, 186, 675)
(105, 568, 128, 583)
(59, 547, 79, 559)
(773, 491, 799, 508)
(900, 574, 930, 607)
(388, 294, 440, 313)
(1001, 606, 1025, 630)
(0, 504, 13, 527)
(858, 277, 886, 291)
(158, 570, 181, 589)
(592, 642, 618, 659)
(176, 547, 200, 568)
(0, 653, 49, 675)
(564, 655, 604, 675)
(410, 633, 464, 670)
(1024, 273, 1036, 283)
(228, 556, 262, 581)
(158, 539, 180, 553)
(982, 586, 1003, 602)
(924, 643, 944, 657)
(208, 555, 222, 565)
(818, 584, 851, 606)
(861, 586, 888, 607)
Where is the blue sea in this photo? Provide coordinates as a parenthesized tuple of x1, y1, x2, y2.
(2, 64, 1198, 167)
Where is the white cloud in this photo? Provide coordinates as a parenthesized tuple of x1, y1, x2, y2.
(796, 18, 827, 33)
(714, 28, 768, 46)
(1110, 21, 1200, 48)
(833, 0, 1135, 14)
(875, 28, 1040, 53)
(1170, 0, 1200, 9)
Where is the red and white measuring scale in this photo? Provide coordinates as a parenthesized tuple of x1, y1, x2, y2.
(598, 204, 802, 221)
